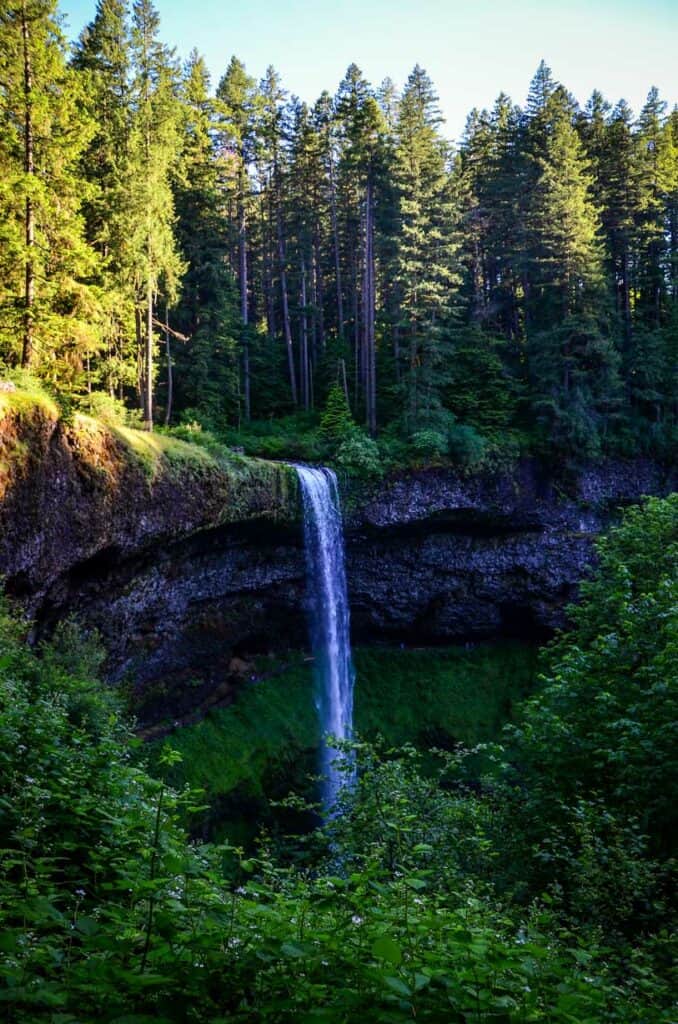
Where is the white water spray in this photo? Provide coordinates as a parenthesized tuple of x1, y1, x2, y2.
(295, 465, 355, 811)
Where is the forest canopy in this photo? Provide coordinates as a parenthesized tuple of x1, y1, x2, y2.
(0, 0, 676, 463)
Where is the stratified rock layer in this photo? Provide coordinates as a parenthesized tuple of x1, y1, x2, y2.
(0, 400, 672, 721)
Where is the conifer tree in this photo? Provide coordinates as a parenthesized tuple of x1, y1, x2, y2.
(0, 0, 99, 378)
(256, 64, 297, 407)
(216, 56, 259, 420)
(394, 65, 458, 431)
(171, 50, 239, 426)
(74, 0, 136, 398)
(634, 87, 669, 326)
(127, 0, 184, 428)
(520, 77, 621, 450)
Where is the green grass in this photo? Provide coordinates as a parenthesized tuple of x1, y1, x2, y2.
(354, 643, 538, 746)
(111, 423, 217, 479)
(150, 642, 538, 840)
(0, 370, 60, 420)
(150, 655, 321, 804)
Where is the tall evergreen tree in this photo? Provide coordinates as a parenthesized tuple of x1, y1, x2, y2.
(216, 56, 259, 420)
(0, 0, 98, 378)
(127, 0, 184, 428)
(171, 50, 239, 426)
(522, 88, 620, 451)
(73, 0, 136, 399)
(394, 65, 458, 431)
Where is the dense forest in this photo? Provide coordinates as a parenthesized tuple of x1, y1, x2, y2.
(0, 0, 676, 469)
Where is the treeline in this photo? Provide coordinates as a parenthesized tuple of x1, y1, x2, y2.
(1, 0, 676, 457)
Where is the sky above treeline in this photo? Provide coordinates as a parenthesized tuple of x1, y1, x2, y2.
(59, 0, 677, 143)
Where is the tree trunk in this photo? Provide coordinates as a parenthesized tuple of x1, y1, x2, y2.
(364, 177, 376, 435)
(21, 0, 35, 369)
(145, 282, 154, 431)
(329, 150, 344, 334)
(277, 202, 297, 405)
(239, 164, 250, 421)
(164, 306, 173, 427)
(313, 238, 325, 350)
(300, 259, 309, 410)
(340, 357, 349, 405)
(135, 307, 144, 415)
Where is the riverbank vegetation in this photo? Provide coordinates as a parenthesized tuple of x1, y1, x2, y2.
(1, 1, 676, 476)
(1, 494, 675, 1020)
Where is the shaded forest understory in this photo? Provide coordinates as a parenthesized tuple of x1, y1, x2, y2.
(0, 0, 676, 473)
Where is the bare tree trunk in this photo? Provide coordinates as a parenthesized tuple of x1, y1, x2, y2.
(301, 259, 309, 411)
(238, 166, 250, 421)
(21, 0, 34, 368)
(365, 178, 377, 435)
(145, 280, 154, 431)
(135, 306, 144, 415)
(329, 150, 344, 334)
(313, 239, 325, 350)
(277, 204, 297, 405)
(340, 357, 349, 405)
(164, 305, 173, 427)
(263, 199, 276, 340)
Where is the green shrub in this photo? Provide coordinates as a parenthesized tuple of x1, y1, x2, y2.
(79, 390, 129, 426)
(448, 422, 487, 468)
(409, 428, 449, 459)
(335, 429, 383, 477)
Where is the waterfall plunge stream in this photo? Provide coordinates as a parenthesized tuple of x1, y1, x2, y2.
(295, 465, 355, 811)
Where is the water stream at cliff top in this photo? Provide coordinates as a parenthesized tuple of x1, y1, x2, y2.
(295, 465, 355, 812)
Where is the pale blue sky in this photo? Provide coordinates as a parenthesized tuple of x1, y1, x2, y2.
(59, 0, 677, 142)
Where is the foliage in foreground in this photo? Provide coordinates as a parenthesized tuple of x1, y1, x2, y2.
(0, 495, 676, 1021)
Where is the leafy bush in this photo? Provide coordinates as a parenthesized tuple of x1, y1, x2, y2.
(79, 390, 130, 426)
(447, 422, 487, 468)
(335, 429, 383, 478)
(409, 428, 449, 459)
(492, 494, 678, 931)
(0, 610, 671, 1022)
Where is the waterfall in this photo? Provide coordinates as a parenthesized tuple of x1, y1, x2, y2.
(295, 465, 355, 811)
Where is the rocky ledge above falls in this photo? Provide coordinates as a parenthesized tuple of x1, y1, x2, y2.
(0, 395, 673, 724)
(0, 395, 298, 623)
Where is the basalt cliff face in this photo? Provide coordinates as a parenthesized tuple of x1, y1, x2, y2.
(0, 400, 672, 722)
(344, 460, 669, 643)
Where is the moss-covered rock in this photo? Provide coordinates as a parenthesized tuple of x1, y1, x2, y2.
(0, 390, 299, 610)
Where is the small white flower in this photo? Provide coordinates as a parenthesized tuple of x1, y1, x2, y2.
(351, 914, 363, 926)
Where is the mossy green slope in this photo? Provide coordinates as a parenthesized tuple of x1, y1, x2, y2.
(154, 643, 537, 834)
